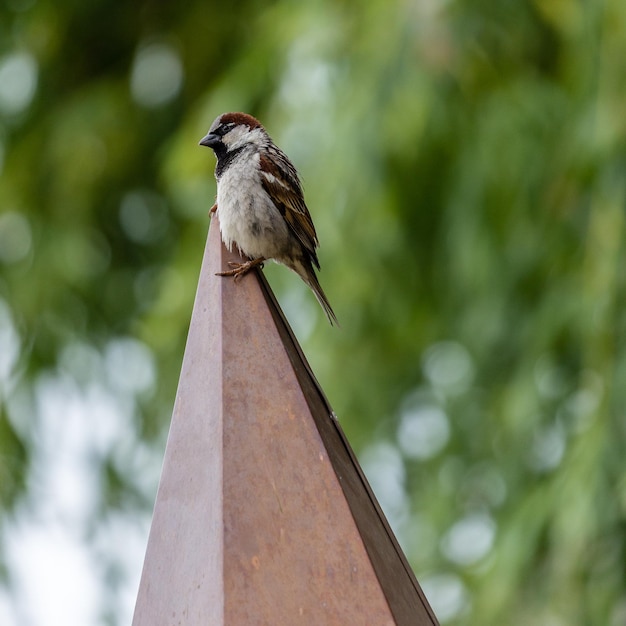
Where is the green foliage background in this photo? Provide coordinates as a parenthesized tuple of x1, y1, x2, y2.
(1, 0, 626, 623)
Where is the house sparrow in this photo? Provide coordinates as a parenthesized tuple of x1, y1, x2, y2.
(199, 112, 338, 325)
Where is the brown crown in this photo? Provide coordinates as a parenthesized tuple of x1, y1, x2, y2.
(219, 112, 263, 130)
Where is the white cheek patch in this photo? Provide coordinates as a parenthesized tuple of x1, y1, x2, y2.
(223, 126, 247, 147)
(225, 127, 267, 151)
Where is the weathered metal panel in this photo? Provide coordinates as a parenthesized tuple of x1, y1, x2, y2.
(133, 217, 439, 625)
(133, 221, 225, 625)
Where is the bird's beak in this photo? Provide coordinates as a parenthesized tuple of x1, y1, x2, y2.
(199, 133, 220, 148)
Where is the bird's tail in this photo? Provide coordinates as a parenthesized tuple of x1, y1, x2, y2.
(284, 257, 339, 326)
(292, 260, 338, 326)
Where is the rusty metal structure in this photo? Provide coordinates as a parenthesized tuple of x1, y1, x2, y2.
(133, 217, 439, 625)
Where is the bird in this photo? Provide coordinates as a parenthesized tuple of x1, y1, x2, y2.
(199, 112, 338, 325)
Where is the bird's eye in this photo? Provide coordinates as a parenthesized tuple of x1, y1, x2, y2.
(221, 122, 235, 134)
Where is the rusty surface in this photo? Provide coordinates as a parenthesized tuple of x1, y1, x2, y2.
(132, 218, 225, 625)
(133, 216, 438, 625)
(258, 276, 440, 625)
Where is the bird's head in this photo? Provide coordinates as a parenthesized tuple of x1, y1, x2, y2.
(199, 112, 266, 156)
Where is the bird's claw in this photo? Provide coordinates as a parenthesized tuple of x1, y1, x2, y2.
(216, 258, 265, 283)
(209, 203, 217, 216)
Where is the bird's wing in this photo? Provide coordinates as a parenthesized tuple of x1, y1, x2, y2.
(259, 151, 320, 268)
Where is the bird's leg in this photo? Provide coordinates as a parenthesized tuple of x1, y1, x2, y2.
(216, 257, 266, 283)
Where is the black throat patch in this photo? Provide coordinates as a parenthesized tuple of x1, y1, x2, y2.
(215, 146, 246, 179)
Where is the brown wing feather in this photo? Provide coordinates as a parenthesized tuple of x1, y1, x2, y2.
(259, 151, 320, 269)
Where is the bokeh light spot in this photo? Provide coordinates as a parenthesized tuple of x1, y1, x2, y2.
(397, 401, 450, 460)
(104, 338, 156, 396)
(119, 189, 169, 244)
(130, 43, 183, 108)
(423, 341, 474, 394)
(420, 573, 469, 622)
(0, 298, 20, 389)
(360, 441, 409, 531)
(528, 423, 566, 473)
(0, 211, 32, 264)
(0, 51, 38, 115)
(441, 512, 496, 566)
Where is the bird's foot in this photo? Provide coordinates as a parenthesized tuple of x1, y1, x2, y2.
(216, 258, 265, 283)
(209, 203, 217, 216)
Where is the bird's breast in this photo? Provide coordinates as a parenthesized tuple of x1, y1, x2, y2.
(216, 154, 290, 259)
